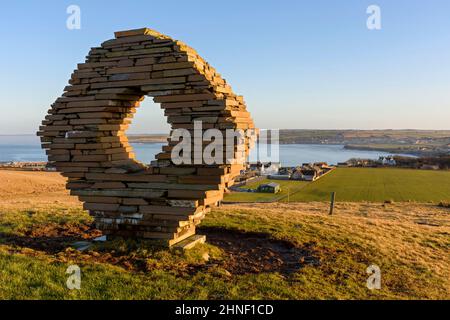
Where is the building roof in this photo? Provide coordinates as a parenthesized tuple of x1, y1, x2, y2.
(263, 182, 280, 188)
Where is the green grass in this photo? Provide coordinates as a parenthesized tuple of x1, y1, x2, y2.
(224, 179, 309, 202)
(0, 206, 91, 236)
(0, 203, 449, 300)
(284, 168, 450, 203)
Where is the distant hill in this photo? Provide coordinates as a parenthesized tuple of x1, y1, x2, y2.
(127, 134, 168, 143)
(128, 130, 450, 156)
(278, 129, 450, 156)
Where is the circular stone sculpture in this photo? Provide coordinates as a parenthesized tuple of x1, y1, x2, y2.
(38, 28, 256, 246)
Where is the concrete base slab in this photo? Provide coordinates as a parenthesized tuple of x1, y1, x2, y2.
(72, 240, 93, 252)
(93, 235, 107, 242)
(171, 235, 206, 250)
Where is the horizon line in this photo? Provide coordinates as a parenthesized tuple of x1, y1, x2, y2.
(3, 128, 450, 136)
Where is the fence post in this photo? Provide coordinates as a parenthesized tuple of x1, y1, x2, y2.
(329, 192, 336, 215)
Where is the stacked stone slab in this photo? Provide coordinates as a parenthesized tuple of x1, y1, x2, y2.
(38, 28, 256, 246)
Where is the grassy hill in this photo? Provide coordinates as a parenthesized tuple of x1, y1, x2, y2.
(0, 170, 449, 299)
(0, 202, 448, 299)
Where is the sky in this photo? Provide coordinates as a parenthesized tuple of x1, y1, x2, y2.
(0, 0, 449, 134)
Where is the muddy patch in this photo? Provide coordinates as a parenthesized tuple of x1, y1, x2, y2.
(199, 226, 319, 276)
(0, 222, 101, 254)
(1, 223, 319, 277)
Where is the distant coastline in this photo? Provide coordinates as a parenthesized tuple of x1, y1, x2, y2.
(344, 144, 424, 157)
(2, 129, 449, 157)
(127, 134, 168, 144)
(123, 130, 449, 157)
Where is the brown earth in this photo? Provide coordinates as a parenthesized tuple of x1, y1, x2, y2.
(0, 170, 80, 209)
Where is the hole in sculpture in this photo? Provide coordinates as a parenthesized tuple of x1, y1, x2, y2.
(126, 98, 170, 166)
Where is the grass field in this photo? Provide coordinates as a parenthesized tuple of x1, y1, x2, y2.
(0, 170, 449, 299)
(283, 168, 450, 203)
(225, 168, 450, 203)
(223, 179, 309, 202)
(0, 202, 449, 299)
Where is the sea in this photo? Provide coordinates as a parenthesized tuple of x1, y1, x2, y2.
(0, 135, 413, 167)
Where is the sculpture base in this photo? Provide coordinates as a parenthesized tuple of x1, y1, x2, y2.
(171, 235, 206, 250)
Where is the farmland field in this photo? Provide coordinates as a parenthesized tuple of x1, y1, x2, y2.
(285, 167, 450, 203)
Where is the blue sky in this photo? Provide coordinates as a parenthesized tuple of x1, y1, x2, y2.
(0, 0, 449, 134)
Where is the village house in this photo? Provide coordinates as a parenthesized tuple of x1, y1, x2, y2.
(249, 162, 280, 176)
(257, 182, 281, 194)
(295, 167, 319, 181)
(346, 158, 378, 167)
(378, 156, 396, 166)
(290, 162, 333, 181)
(237, 161, 336, 185)
(0, 161, 49, 171)
(278, 167, 292, 175)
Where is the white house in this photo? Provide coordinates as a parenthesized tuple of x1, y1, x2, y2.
(379, 156, 396, 166)
(249, 162, 281, 176)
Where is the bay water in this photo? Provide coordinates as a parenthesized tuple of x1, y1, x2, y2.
(0, 135, 409, 166)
